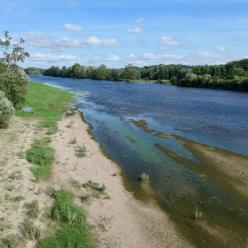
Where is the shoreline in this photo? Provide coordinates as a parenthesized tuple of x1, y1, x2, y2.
(50, 111, 190, 248)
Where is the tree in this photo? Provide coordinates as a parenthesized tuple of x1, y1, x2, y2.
(0, 31, 30, 106)
(0, 31, 29, 69)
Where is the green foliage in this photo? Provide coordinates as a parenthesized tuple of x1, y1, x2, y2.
(0, 91, 15, 128)
(17, 82, 75, 134)
(74, 145, 87, 158)
(38, 189, 91, 248)
(43, 58, 248, 91)
(0, 68, 29, 107)
(25, 67, 44, 75)
(21, 218, 40, 240)
(26, 137, 54, 180)
(0, 31, 29, 106)
(24, 200, 40, 218)
(82, 180, 106, 199)
(0, 234, 24, 248)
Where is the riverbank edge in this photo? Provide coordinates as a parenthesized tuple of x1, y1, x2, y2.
(0, 81, 190, 247)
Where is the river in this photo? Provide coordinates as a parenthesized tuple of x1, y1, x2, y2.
(32, 75, 248, 248)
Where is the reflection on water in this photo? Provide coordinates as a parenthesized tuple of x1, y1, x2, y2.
(32, 76, 248, 248)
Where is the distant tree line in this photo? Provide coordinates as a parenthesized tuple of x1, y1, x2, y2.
(25, 67, 45, 75)
(26, 59, 248, 91)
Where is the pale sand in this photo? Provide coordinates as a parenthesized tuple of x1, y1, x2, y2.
(50, 112, 190, 248)
(0, 117, 52, 247)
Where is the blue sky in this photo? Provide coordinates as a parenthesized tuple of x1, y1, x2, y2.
(1, 0, 248, 68)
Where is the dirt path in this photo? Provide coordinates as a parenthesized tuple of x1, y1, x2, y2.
(0, 118, 52, 247)
(50, 112, 190, 248)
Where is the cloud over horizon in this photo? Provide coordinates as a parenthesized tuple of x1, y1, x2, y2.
(24, 32, 118, 50)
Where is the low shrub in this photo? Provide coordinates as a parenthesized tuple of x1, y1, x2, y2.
(0, 68, 29, 107)
(0, 91, 15, 128)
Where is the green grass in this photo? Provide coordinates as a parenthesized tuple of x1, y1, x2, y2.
(0, 234, 24, 248)
(24, 200, 40, 218)
(26, 137, 54, 180)
(21, 218, 40, 240)
(17, 82, 75, 134)
(37, 189, 92, 248)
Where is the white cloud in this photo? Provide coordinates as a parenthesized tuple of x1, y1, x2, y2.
(64, 23, 83, 33)
(128, 27, 143, 33)
(217, 46, 226, 53)
(104, 55, 120, 61)
(84, 36, 118, 46)
(24, 32, 118, 49)
(161, 36, 180, 47)
(135, 18, 144, 24)
(24, 32, 82, 49)
(29, 53, 81, 64)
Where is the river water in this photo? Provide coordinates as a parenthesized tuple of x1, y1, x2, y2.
(32, 75, 248, 248)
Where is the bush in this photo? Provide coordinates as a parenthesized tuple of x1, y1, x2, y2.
(0, 67, 29, 107)
(0, 91, 15, 128)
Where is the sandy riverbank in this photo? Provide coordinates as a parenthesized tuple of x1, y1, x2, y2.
(50, 111, 190, 248)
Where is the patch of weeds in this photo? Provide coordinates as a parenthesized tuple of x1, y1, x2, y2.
(138, 172, 150, 182)
(0, 234, 24, 248)
(70, 179, 81, 189)
(8, 195, 25, 202)
(21, 218, 40, 240)
(24, 200, 40, 218)
(83, 180, 107, 199)
(69, 137, 77, 145)
(80, 193, 91, 203)
(8, 171, 22, 180)
(0, 217, 11, 232)
(193, 205, 203, 221)
(26, 137, 54, 180)
(37, 189, 92, 248)
(75, 145, 87, 158)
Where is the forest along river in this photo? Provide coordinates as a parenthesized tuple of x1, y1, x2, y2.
(32, 75, 248, 248)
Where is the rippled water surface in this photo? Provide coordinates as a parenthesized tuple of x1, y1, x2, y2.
(32, 75, 248, 248)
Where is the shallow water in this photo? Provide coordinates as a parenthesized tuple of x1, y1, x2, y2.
(32, 76, 248, 247)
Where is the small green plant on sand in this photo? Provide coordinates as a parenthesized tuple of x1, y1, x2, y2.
(0, 234, 24, 248)
(70, 179, 81, 189)
(75, 145, 87, 158)
(194, 205, 203, 221)
(69, 137, 77, 145)
(138, 172, 150, 182)
(24, 200, 40, 218)
(21, 218, 40, 240)
(82, 180, 106, 199)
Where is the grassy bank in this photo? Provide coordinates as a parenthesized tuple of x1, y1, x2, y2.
(17, 82, 75, 134)
(16, 82, 75, 180)
(4, 82, 93, 247)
